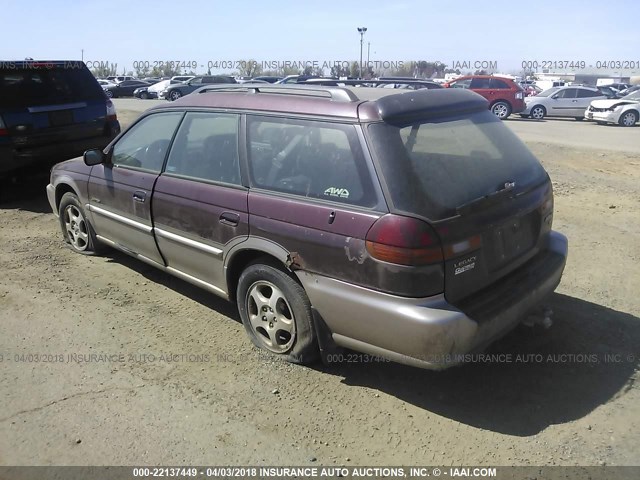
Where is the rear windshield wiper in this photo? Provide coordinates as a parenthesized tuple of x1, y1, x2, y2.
(455, 181, 516, 216)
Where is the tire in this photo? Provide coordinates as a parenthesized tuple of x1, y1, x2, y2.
(58, 192, 102, 255)
(237, 261, 319, 364)
(169, 90, 182, 101)
(140, 92, 149, 99)
(530, 105, 546, 120)
(618, 110, 638, 127)
(491, 101, 512, 119)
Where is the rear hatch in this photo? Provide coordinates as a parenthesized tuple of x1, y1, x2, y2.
(0, 61, 109, 151)
(367, 110, 553, 304)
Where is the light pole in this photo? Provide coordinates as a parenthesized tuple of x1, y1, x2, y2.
(357, 27, 367, 79)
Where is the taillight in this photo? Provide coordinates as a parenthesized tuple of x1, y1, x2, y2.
(365, 214, 443, 266)
(515, 91, 524, 100)
(0, 115, 7, 136)
(106, 99, 118, 122)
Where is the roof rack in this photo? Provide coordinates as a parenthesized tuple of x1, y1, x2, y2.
(194, 84, 359, 102)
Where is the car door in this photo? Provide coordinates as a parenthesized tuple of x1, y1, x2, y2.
(87, 111, 184, 265)
(549, 88, 578, 116)
(470, 77, 494, 101)
(245, 115, 385, 287)
(151, 112, 248, 295)
(576, 88, 605, 116)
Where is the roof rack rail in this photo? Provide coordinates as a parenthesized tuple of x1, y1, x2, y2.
(194, 83, 359, 102)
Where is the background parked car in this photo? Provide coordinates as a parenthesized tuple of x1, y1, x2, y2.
(250, 76, 283, 83)
(0, 60, 120, 177)
(585, 89, 640, 127)
(103, 80, 151, 98)
(133, 86, 152, 99)
(105, 75, 134, 84)
(160, 75, 236, 101)
(443, 75, 525, 119)
(521, 86, 606, 120)
(97, 79, 117, 88)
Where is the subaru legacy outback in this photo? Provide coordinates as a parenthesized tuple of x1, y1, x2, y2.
(46, 84, 568, 369)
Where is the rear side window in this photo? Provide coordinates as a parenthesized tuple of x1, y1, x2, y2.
(165, 112, 241, 185)
(367, 111, 547, 220)
(470, 78, 491, 89)
(247, 116, 376, 207)
(577, 89, 602, 98)
(0, 65, 104, 108)
(489, 78, 510, 89)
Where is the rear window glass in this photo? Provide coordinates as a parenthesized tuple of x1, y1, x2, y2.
(0, 65, 104, 108)
(367, 111, 547, 220)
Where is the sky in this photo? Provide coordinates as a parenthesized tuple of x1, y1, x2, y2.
(2, 0, 639, 75)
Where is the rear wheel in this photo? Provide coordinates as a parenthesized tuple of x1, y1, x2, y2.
(491, 101, 512, 119)
(58, 192, 102, 255)
(618, 110, 638, 127)
(530, 105, 546, 120)
(237, 261, 319, 364)
(169, 90, 182, 101)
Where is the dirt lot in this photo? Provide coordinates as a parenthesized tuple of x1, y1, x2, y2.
(0, 108, 639, 467)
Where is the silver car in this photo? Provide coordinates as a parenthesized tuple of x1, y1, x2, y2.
(521, 86, 606, 120)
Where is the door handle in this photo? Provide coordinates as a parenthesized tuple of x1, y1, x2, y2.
(219, 212, 240, 226)
(133, 191, 146, 203)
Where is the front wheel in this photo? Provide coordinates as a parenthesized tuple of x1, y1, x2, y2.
(491, 101, 512, 119)
(530, 105, 546, 120)
(58, 192, 102, 255)
(618, 110, 638, 127)
(140, 92, 149, 99)
(169, 90, 182, 101)
(237, 261, 319, 364)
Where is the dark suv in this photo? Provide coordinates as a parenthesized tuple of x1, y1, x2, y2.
(46, 84, 567, 369)
(1, 60, 121, 177)
(444, 75, 526, 119)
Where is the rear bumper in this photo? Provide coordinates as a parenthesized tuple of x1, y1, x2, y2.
(297, 231, 568, 370)
(0, 127, 118, 176)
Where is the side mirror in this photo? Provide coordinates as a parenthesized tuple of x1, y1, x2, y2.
(550, 95, 558, 99)
(83, 149, 105, 166)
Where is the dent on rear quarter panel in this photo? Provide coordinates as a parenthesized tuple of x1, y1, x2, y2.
(246, 192, 444, 296)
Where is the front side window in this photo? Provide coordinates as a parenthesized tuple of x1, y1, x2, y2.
(165, 112, 241, 185)
(247, 116, 376, 207)
(111, 112, 183, 172)
(450, 78, 472, 89)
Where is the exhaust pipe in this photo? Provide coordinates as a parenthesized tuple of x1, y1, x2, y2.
(522, 306, 553, 329)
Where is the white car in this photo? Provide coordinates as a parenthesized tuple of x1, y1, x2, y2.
(585, 90, 640, 127)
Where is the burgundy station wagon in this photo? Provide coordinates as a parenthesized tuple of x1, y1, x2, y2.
(46, 84, 568, 369)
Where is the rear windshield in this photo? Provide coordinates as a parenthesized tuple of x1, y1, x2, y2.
(0, 65, 105, 108)
(367, 111, 547, 220)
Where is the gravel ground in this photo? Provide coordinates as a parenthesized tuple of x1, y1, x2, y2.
(0, 107, 638, 467)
